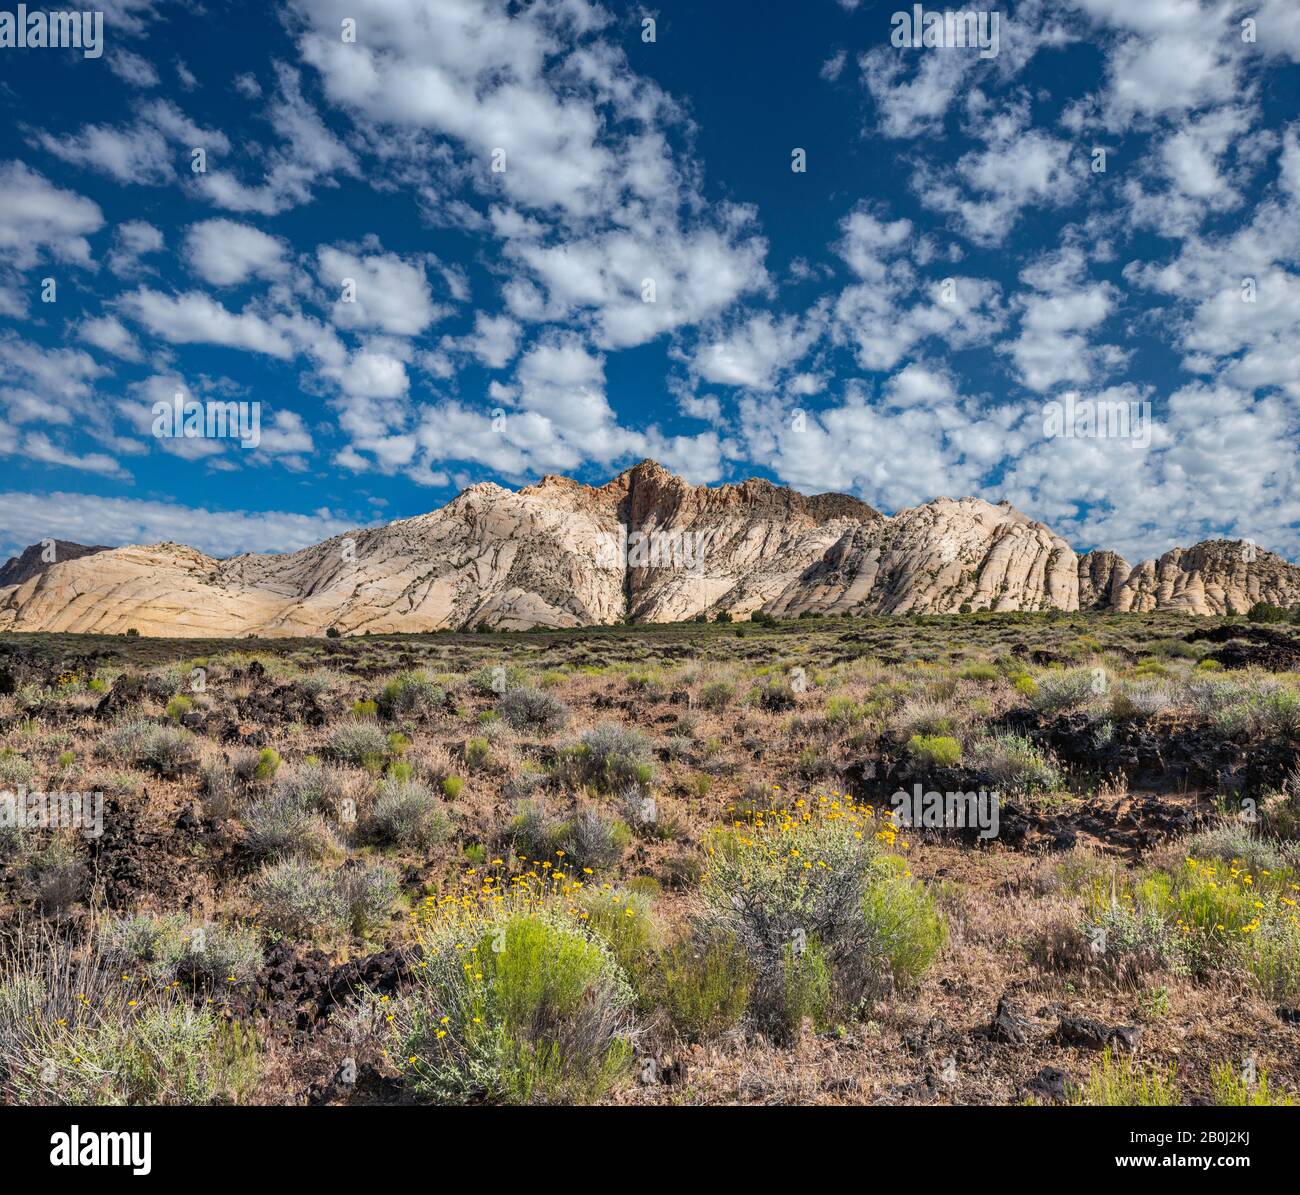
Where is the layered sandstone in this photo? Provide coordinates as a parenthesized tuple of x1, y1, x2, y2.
(0, 461, 1296, 635)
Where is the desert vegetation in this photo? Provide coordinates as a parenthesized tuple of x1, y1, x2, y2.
(0, 609, 1298, 1105)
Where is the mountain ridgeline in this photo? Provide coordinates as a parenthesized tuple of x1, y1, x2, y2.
(1, 461, 1297, 637)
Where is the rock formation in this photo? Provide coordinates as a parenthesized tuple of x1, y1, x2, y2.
(0, 461, 1296, 636)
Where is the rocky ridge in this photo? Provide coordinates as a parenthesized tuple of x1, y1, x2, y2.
(1, 461, 1296, 636)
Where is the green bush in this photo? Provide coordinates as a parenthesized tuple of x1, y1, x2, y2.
(441, 775, 465, 800)
(378, 671, 444, 720)
(393, 912, 636, 1105)
(658, 936, 753, 1041)
(0, 937, 258, 1105)
(696, 815, 942, 1039)
(698, 681, 734, 710)
(1247, 602, 1289, 624)
(563, 723, 655, 792)
(366, 778, 451, 850)
(907, 734, 962, 768)
(498, 686, 570, 734)
(325, 720, 389, 770)
(164, 694, 193, 722)
(970, 733, 1061, 795)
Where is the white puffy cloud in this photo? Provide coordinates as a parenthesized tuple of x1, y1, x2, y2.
(691, 309, 825, 391)
(1002, 247, 1125, 391)
(184, 219, 288, 286)
(119, 289, 295, 358)
(291, 0, 768, 348)
(318, 245, 444, 335)
(0, 162, 102, 271)
(35, 100, 231, 186)
(107, 48, 160, 88)
(77, 314, 143, 361)
(441, 312, 520, 369)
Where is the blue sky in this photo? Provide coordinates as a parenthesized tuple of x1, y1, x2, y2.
(1, 0, 1299, 566)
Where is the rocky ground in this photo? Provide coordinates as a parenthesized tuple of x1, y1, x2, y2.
(0, 610, 1297, 1106)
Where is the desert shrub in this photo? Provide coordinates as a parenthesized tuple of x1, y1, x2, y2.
(578, 887, 660, 991)
(442, 775, 464, 800)
(241, 792, 339, 860)
(1211, 1063, 1298, 1106)
(252, 859, 345, 938)
(391, 911, 636, 1105)
(464, 737, 492, 770)
(1182, 824, 1292, 878)
(232, 747, 281, 784)
(498, 686, 570, 734)
(252, 858, 396, 940)
(563, 723, 655, 792)
(564, 808, 632, 870)
(99, 913, 189, 981)
(824, 695, 866, 725)
(959, 661, 999, 683)
(1112, 679, 1173, 719)
(907, 734, 962, 768)
(861, 861, 947, 987)
(1080, 901, 1187, 984)
(1030, 668, 1099, 714)
(337, 863, 401, 936)
(970, 733, 1061, 795)
(0, 751, 35, 788)
(99, 719, 197, 773)
(164, 694, 193, 722)
(1262, 767, 1300, 839)
(271, 762, 343, 813)
(657, 935, 753, 1041)
(893, 697, 956, 738)
(325, 720, 389, 770)
(1247, 683, 1300, 738)
(366, 778, 451, 850)
(26, 838, 87, 915)
(1186, 676, 1256, 737)
(696, 814, 942, 1039)
(142, 664, 187, 701)
(698, 681, 734, 711)
(778, 937, 832, 1036)
(0, 936, 258, 1105)
(470, 663, 529, 695)
(1069, 1047, 1178, 1106)
(172, 922, 264, 988)
(510, 802, 631, 871)
(378, 671, 444, 720)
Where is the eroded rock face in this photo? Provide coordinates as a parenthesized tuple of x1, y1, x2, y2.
(1077, 550, 1132, 611)
(1111, 541, 1300, 615)
(1, 461, 1296, 635)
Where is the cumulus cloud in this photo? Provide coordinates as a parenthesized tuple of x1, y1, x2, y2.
(184, 219, 288, 286)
